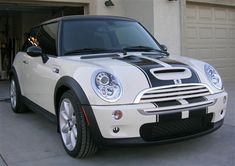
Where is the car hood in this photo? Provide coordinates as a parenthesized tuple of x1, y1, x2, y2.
(59, 53, 219, 105)
(63, 53, 203, 88)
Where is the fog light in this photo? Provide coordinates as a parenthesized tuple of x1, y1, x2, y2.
(223, 96, 227, 104)
(112, 110, 123, 120)
(113, 127, 120, 133)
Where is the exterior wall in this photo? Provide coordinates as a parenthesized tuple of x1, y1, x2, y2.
(94, 0, 125, 16)
(153, 0, 181, 55)
(124, 0, 154, 34)
(0, 0, 182, 55)
(94, 0, 181, 55)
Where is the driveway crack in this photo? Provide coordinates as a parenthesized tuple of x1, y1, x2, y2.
(0, 153, 8, 166)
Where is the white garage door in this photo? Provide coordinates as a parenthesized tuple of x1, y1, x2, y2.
(185, 3, 235, 81)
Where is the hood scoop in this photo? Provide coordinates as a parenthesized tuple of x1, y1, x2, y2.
(150, 67, 192, 80)
(80, 54, 120, 59)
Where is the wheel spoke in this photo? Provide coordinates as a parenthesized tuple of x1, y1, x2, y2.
(63, 101, 70, 115)
(72, 125, 77, 138)
(61, 123, 69, 133)
(70, 130, 77, 148)
(65, 131, 71, 145)
(71, 115, 76, 125)
(10, 80, 17, 108)
(61, 111, 69, 121)
(63, 101, 73, 119)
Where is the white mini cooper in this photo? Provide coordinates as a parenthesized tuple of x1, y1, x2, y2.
(10, 16, 227, 158)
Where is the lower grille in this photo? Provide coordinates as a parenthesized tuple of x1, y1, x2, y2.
(140, 113, 213, 141)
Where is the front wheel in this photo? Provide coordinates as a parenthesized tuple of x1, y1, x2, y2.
(58, 90, 97, 158)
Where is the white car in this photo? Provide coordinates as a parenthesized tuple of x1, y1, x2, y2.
(10, 16, 227, 158)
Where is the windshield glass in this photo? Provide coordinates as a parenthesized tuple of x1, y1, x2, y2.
(62, 19, 161, 55)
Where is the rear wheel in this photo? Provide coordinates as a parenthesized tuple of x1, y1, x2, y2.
(58, 90, 97, 158)
(10, 76, 28, 113)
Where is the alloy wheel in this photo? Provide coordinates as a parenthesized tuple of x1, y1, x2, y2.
(10, 79, 17, 109)
(59, 98, 78, 151)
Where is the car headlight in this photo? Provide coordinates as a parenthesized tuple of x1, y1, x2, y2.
(92, 71, 122, 102)
(204, 64, 223, 90)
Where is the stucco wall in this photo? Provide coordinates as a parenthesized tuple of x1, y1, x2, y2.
(153, 0, 181, 55)
(124, 0, 154, 34)
(94, 0, 181, 55)
(94, 0, 125, 16)
(0, 0, 182, 55)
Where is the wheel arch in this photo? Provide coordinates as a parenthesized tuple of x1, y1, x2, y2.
(54, 76, 90, 105)
(54, 76, 90, 117)
(54, 76, 103, 144)
(10, 67, 22, 94)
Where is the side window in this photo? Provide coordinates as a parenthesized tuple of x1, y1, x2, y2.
(37, 22, 58, 55)
(22, 27, 39, 51)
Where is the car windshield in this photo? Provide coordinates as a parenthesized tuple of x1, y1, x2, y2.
(62, 19, 162, 55)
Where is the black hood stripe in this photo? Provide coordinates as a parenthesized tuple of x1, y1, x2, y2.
(117, 55, 200, 88)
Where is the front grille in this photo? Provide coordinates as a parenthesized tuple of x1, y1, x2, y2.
(140, 113, 213, 141)
(135, 84, 211, 104)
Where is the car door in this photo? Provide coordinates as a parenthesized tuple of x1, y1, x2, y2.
(23, 22, 60, 114)
(21, 27, 40, 96)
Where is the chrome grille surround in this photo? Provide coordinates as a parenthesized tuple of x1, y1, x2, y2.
(134, 83, 213, 104)
(134, 84, 215, 115)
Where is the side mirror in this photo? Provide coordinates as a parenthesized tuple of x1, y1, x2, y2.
(26, 46, 49, 63)
(26, 46, 42, 57)
(160, 44, 168, 52)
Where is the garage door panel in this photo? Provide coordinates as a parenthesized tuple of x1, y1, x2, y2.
(199, 27, 213, 39)
(215, 47, 234, 59)
(230, 28, 235, 38)
(204, 58, 235, 67)
(214, 7, 227, 20)
(215, 27, 228, 39)
(186, 46, 234, 60)
(199, 5, 213, 21)
(186, 3, 235, 81)
(228, 9, 235, 22)
(216, 68, 235, 81)
(186, 4, 197, 20)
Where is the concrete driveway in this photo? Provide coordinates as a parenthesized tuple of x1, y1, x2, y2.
(0, 81, 234, 166)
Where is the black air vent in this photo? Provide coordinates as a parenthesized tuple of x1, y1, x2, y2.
(153, 69, 185, 74)
(140, 112, 213, 141)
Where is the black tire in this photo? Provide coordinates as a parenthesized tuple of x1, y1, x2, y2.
(58, 90, 97, 158)
(10, 75, 28, 113)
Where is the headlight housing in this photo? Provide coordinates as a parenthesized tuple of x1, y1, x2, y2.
(204, 64, 223, 90)
(92, 71, 122, 102)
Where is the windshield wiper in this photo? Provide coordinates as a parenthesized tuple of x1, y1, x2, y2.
(64, 48, 113, 55)
(122, 46, 169, 56)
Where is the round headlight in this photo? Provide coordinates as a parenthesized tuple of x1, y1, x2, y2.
(204, 64, 223, 90)
(92, 71, 122, 102)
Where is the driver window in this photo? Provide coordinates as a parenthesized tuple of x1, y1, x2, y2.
(37, 22, 58, 56)
(22, 27, 39, 51)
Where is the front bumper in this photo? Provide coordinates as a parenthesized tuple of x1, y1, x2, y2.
(87, 91, 227, 146)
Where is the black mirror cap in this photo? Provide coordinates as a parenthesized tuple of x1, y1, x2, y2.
(26, 46, 42, 57)
(160, 44, 168, 52)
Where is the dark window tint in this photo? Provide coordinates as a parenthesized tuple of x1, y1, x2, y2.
(62, 20, 161, 55)
(22, 27, 39, 51)
(37, 22, 58, 55)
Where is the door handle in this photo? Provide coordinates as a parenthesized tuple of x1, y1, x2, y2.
(52, 67, 60, 74)
(22, 60, 29, 64)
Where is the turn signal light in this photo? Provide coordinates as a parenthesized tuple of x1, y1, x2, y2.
(112, 110, 123, 120)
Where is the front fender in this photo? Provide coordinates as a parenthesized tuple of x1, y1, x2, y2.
(54, 76, 90, 107)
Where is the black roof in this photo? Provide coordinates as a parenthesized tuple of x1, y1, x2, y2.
(41, 15, 136, 25)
